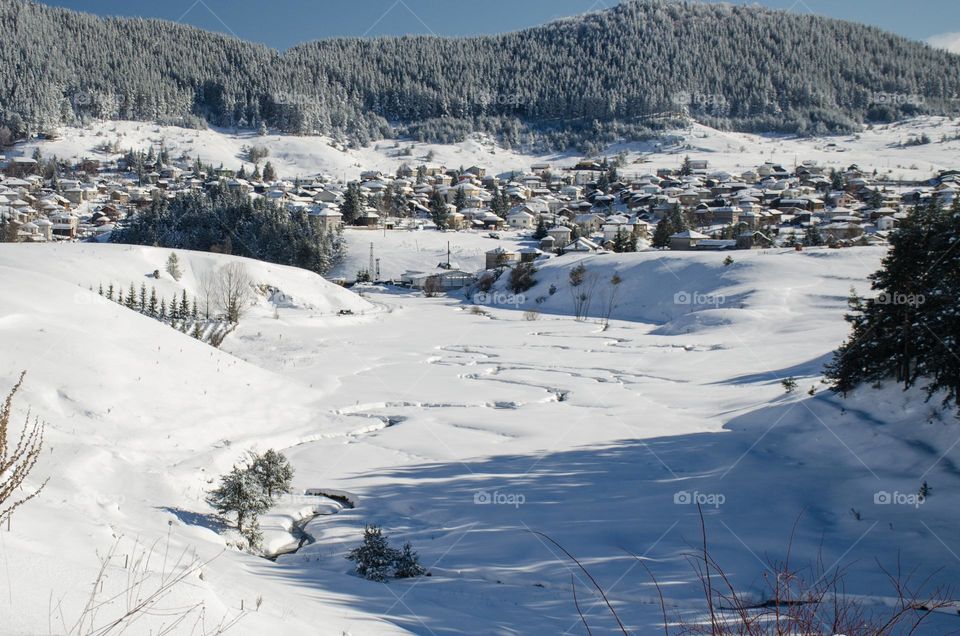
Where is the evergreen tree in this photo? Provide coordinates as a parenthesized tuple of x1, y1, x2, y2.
(247, 449, 294, 498)
(340, 182, 364, 225)
(652, 217, 673, 248)
(206, 465, 271, 533)
(262, 161, 277, 182)
(125, 283, 137, 310)
(347, 525, 401, 582)
(166, 252, 182, 281)
(147, 287, 158, 316)
(453, 185, 467, 211)
(533, 217, 548, 240)
(826, 199, 960, 405)
(393, 542, 425, 579)
(430, 190, 449, 230)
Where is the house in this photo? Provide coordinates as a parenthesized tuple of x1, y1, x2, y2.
(546, 226, 573, 245)
(402, 269, 475, 291)
(506, 209, 536, 230)
(820, 222, 864, 242)
(485, 247, 520, 269)
(574, 213, 604, 233)
(669, 229, 711, 250)
(309, 206, 343, 232)
(562, 237, 601, 253)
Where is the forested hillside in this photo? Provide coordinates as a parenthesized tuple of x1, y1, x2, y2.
(1, 0, 959, 150)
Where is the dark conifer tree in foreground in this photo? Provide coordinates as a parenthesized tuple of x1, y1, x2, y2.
(826, 199, 960, 405)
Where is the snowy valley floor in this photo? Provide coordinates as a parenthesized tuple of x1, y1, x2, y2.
(1, 243, 959, 634)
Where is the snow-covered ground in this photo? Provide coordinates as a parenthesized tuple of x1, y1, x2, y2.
(331, 227, 531, 281)
(16, 115, 960, 182)
(1, 242, 959, 634)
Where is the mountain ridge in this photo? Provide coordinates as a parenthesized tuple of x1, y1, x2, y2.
(1, 0, 958, 151)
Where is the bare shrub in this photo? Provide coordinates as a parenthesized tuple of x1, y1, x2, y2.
(508, 263, 538, 294)
(543, 508, 953, 635)
(1, 371, 47, 522)
(423, 275, 443, 298)
(569, 263, 599, 321)
(57, 533, 243, 635)
(475, 272, 498, 293)
(213, 263, 254, 323)
(524, 310, 541, 321)
(601, 272, 622, 329)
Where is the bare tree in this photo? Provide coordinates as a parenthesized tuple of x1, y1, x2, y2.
(601, 272, 623, 330)
(569, 263, 599, 322)
(213, 263, 254, 323)
(197, 270, 217, 320)
(1, 371, 47, 522)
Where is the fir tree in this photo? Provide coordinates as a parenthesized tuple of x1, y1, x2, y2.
(393, 542, 425, 579)
(206, 466, 271, 533)
(340, 182, 364, 225)
(125, 283, 137, 310)
(262, 161, 277, 182)
(147, 287, 158, 317)
(453, 185, 467, 211)
(652, 218, 673, 248)
(347, 525, 401, 582)
(247, 449, 294, 498)
(429, 190, 449, 230)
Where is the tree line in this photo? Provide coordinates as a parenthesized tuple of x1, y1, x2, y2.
(110, 186, 346, 276)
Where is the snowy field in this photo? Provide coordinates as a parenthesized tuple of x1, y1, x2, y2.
(16, 116, 960, 182)
(1, 243, 959, 634)
(331, 227, 531, 281)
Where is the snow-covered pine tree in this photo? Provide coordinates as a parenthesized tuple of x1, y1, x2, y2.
(393, 542, 425, 579)
(147, 288, 158, 317)
(125, 283, 137, 310)
(247, 449, 294, 498)
(165, 252, 182, 281)
(206, 465, 271, 533)
(347, 525, 401, 582)
(827, 198, 960, 405)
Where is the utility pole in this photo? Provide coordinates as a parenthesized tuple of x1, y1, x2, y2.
(369, 242, 375, 278)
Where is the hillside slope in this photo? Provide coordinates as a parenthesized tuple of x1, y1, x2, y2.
(3, 243, 959, 634)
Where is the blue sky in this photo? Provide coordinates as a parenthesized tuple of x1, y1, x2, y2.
(39, 0, 960, 51)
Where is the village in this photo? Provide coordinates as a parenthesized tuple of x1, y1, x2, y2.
(1, 142, 958, 293)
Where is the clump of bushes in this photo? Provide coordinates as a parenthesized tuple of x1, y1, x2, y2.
(508, 262, 538, 294)
(206, 449, 294, 550)
(347, 524, 425, 582)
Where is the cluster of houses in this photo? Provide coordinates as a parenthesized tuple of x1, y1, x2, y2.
(0, 154, 348, 242)
(350, 158, 958, 253)
(3, 148, 957, 270)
